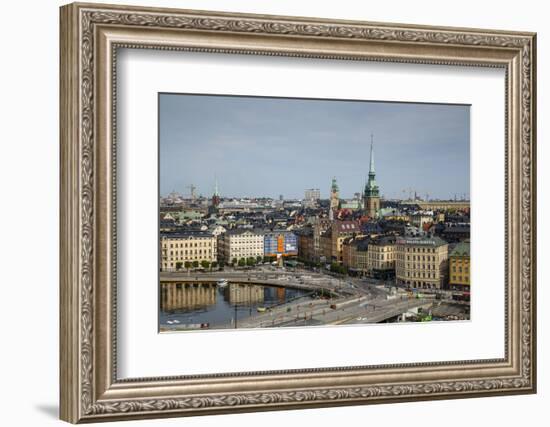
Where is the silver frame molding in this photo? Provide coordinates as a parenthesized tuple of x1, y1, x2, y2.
(60, 2, 537, 423)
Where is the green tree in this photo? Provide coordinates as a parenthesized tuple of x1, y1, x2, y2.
(330, 262, 342, 274)
(246, 257, 255, 266)
(232, 258, 238, 266)
(175, 261, 183, 271)
(211, 261, 218, 270)
(201, 260, 210, 270)
(238, 258, 246, 267)
(184, 261, 192, 271)
(192, 260, 199, 269)
(256, 255, 263, 264)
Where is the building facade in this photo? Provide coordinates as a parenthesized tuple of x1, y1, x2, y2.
(319, 230, 333, 262)
(367, 236, 396, 279)
(218, 229, 265, 263)
(304, 188, 321, 208)
(331, 220, 361, 263)
(296, 228, 315, 262)
(395, 236, 449, 289)
(264, 230, 298, 258)
(363, 134, 380, 218)
(313, 217, 332, 260)
(449, 241, 470, 291)
(342, 237, 369, 274)
(208, 224, 226, 261)
(160, 232, 216, 271)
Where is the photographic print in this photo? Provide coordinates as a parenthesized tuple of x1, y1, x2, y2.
(60, 5, 536, 420)
(159, 94, 471, 332)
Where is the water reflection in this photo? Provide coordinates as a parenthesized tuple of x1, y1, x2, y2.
(160, 282, 217, 311)
(159, 281, 308, 330)
(225, 283, 264, 305)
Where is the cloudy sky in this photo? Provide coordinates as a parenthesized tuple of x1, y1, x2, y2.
(159, 93, 470, 200)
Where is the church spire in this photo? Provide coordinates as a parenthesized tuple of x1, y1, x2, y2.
(214, 176, 219, 197)
(369, 133, 375, 174)
(364, 132, 380, 219)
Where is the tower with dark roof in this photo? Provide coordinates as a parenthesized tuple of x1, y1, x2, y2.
(363, 134, 380, 218)
(210, 177, 221, 212)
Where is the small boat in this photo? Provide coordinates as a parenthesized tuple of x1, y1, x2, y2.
(256, 307, 267, 313)
(217, 279, 228, 288)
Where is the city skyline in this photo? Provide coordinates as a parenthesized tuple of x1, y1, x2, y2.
(160, 93, 470, 200)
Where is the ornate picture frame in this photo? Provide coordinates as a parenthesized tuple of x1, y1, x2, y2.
(60, 2, 536, 423)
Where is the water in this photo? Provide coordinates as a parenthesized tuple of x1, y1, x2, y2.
(160, 281, 310, 330)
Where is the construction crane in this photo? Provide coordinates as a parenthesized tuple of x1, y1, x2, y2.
(402, 187, 415, 201)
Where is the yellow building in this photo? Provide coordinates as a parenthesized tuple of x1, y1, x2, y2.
(449, 241, 470, 291)
(395, 236, 449, 289)
(342, 237, 369, 273)
(331, 220, 361, 262)
(218, 229, 265, 264)
(160, 232, 216, 271)
(367, 236, 396, 279)
(342, 237, 356, 269)
(356, 246, 369, 273)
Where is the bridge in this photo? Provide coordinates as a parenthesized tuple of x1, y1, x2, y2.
(160, 271, 350, 295)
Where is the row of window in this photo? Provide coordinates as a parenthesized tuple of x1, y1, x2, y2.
(396, 254, 438, 261)
(227, 250, 264, 255)
(225, 238, 264, 242)
(162, 261, 213, 269)
(348, 259, 394, 268)
(372, 261, 393, 269)
(370, 246, 394, 252)
(452, 266, 470, 273)
(451, 275, 470, 282)
(396, 262, 439, 270)
(164, 241, 213, 248)
(368, 253, 395, 260)
(399, 271, 438, 279)
(399, 247, 438, 253)
(166, 249, 213, 256)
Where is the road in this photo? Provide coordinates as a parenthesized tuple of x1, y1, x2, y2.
(161, 268, 445, 329)
(215, 291, 431, 329)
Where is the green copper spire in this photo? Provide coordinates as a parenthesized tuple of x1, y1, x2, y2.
(331, 176, 339, 192)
